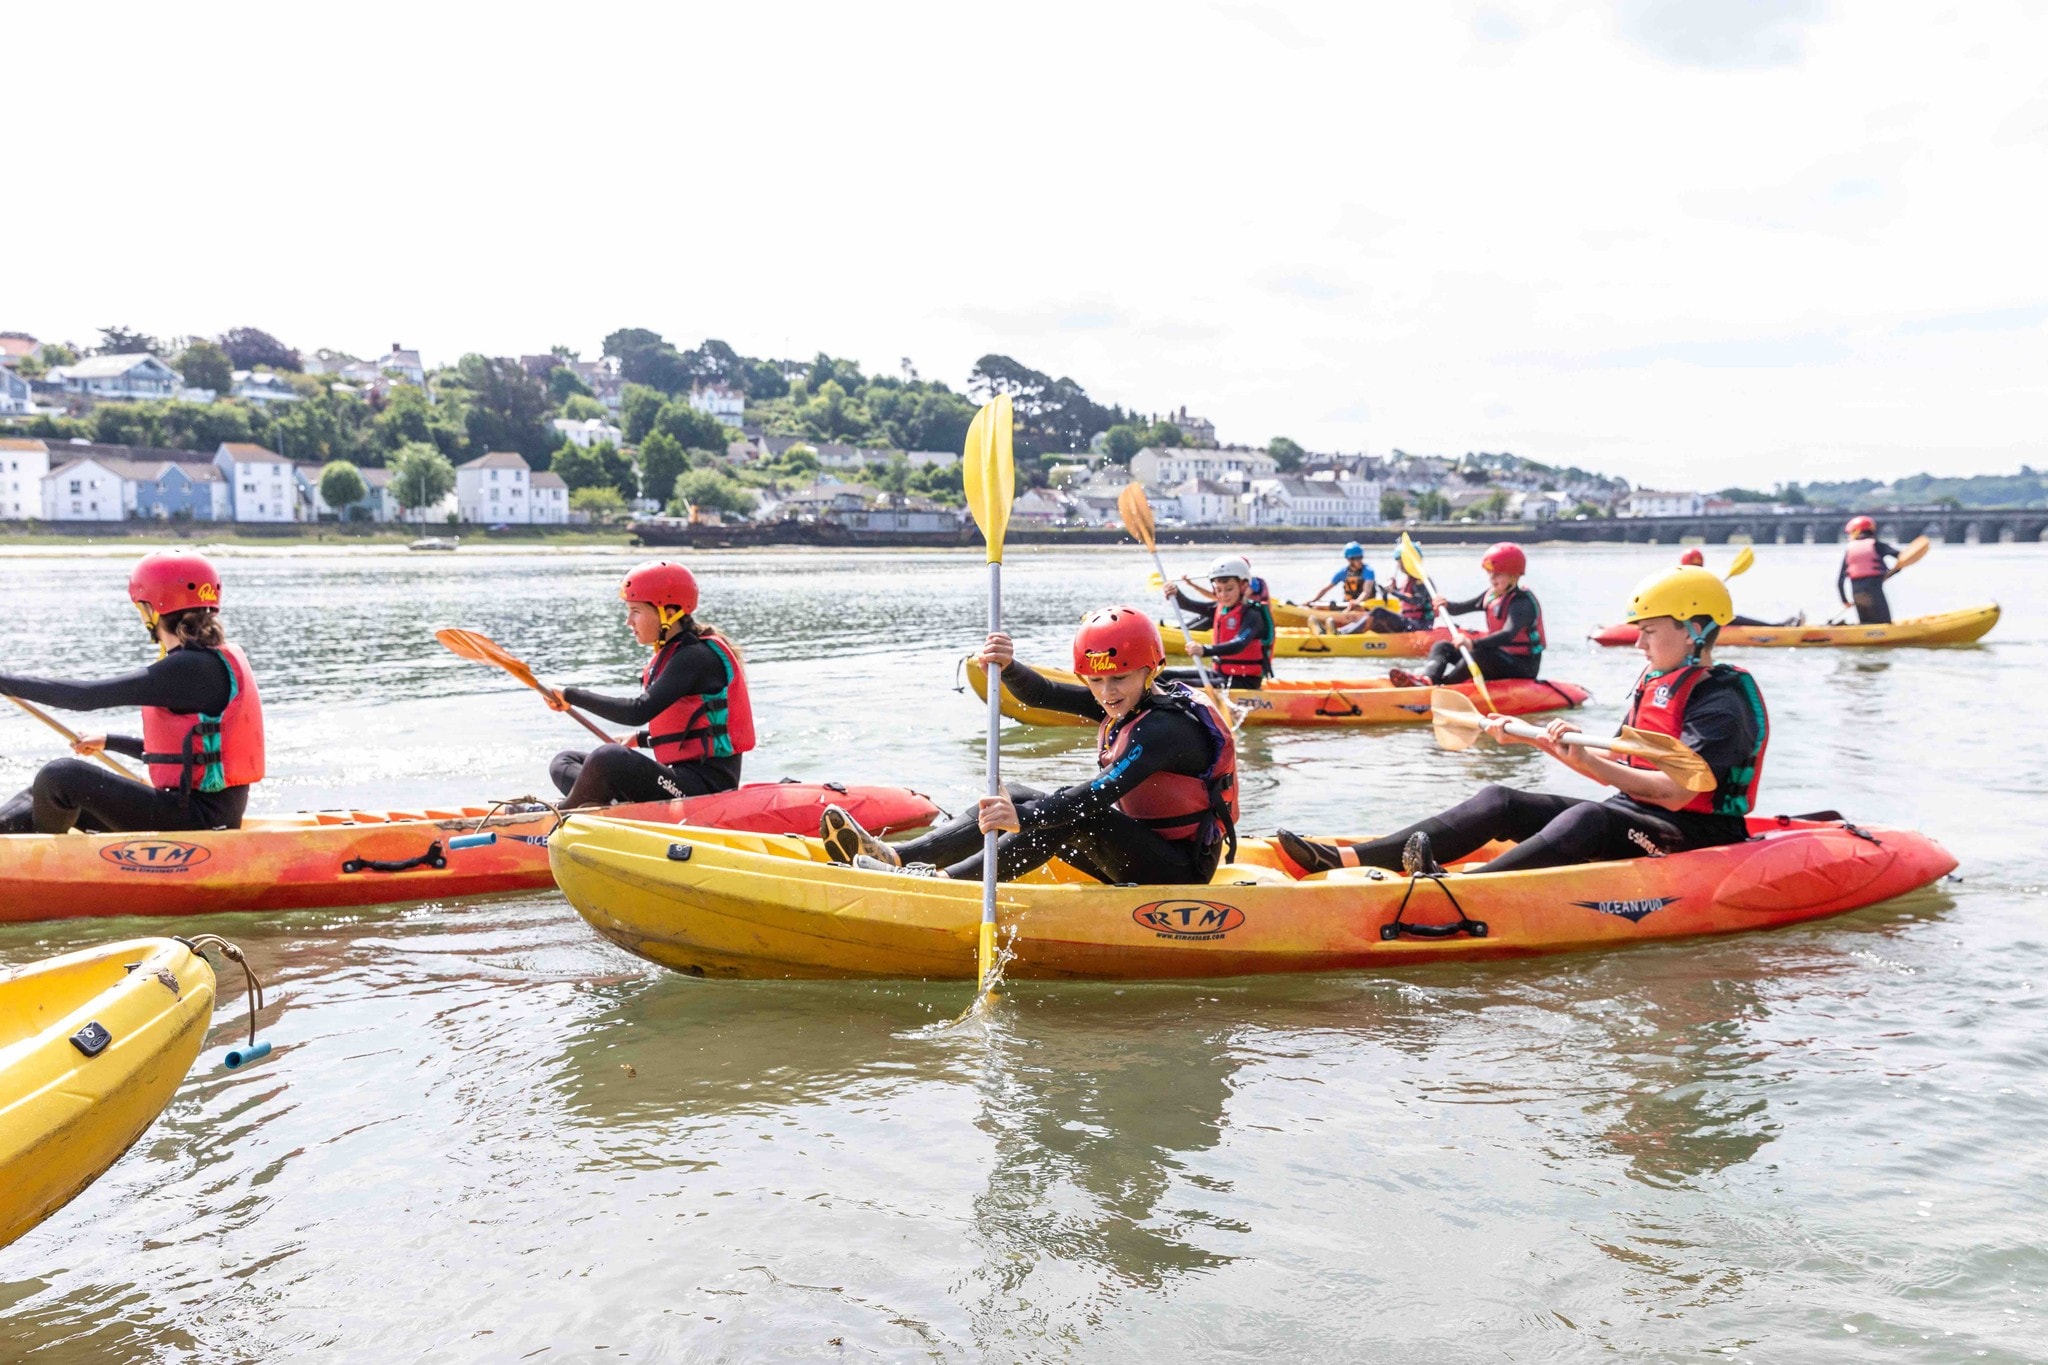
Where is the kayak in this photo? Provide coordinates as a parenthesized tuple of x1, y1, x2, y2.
(966, 659, 1590, 728)
(1162, 621, 1449, 659)
(1269, 597, 1401, 628)
(551, 814, 1956, 982)
(1, 782, 938, 924)
(1, 937, 215, 1248)
(1589, 603, 1999, 649)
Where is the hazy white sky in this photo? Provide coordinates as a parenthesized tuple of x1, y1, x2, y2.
(14, 1, 2047, 486)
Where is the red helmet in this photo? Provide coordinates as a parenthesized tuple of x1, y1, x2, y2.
(620, 560, 699, 615)
(1479, 541, 1526, 577)
(129, 551, 221, 622)
(1845, 515, 1876, 537)
(1679, 548, 1705, 567)
(1073, 607, 1164, 676)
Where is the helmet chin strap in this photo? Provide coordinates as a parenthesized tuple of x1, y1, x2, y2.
(1685, 618, 1713, 666)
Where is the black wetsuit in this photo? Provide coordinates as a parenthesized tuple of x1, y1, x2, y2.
(1352, 580, 1435, 635)
(549, 635, 743, 806)
(1162, 588, 1272, 690)
(1335, 669, 1764, 875)
(1838, 541, 1900, 624)
(895, 665, 1226, 884)
(0, 649, 250, 835)
(1421, 591, 1542, 684)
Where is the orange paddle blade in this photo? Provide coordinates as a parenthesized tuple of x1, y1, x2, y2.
(436, 628, 543, 691)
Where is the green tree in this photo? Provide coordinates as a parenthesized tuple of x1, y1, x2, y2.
(176, 339, 233, 394)
(1413, 490, 1451, 521)
(877, 453, 910, 494)
(547, 366, 592, 404)
(1269, 437, 1306, 471)
(1478, 489, 1509, 520)
(218, 327, 300, 371)
(548, 443, 607, 491)
(560, 394, 607, 421)
(569, 485, 629, 522)
(373, 384, 466, 462)
(40, 341, 79, 368)
(390, 442, 456, 520)
(621, 383, 667, 443)
(910, 460, 965, 505)
(654, 400, 730, 450)
(1380, 489, 1407, 521)
(96, 325, 161, 356)
(318, 460, 369, 518)
(456, 353, 555, 461)
(1102, 423, 1143, 464)
(669, 468, 757, 517)
(638, 430, 691, 505)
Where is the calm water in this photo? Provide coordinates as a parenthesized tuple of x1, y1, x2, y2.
(1, 541, 2043, 1362)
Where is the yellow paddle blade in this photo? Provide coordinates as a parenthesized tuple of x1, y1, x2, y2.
(1725, 545, 1755, 580)
(963, 394, 1015, 563)
(1893, 535, 1931, 572)
(436, 628, 544, 691)
(1427, 687, 1486, 751)
(1614, 725, 1717, 792)
(1117, 482, 1157, 552)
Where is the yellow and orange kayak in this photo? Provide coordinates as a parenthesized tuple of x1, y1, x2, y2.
(1, 938, 216, 1248)
(1, 782, 937, 924)
(1590, 604, 1999, 649)
(550, 815, 1957, 981)
(967, 660, 1589, 727)
(1268, 598, 1401, 628)
(1161, 621, 1448, 659)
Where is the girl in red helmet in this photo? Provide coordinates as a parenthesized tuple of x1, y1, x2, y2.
(542, 560, 755, 807)
(0, 551, 265, 835)
(1838, 516, 1901, 624)
(818, 607, 1237, 885)
(1389, 542, 1545, 688)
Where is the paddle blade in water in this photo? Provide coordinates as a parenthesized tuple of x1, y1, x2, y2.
(1117, 483, 1157, 551)
(963, 395, 1015, 563)
(1428, 687, 1486, 751)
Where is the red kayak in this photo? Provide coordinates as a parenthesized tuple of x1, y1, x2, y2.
(2, 781, 938, 923)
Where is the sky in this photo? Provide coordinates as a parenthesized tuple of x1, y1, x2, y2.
(12, 0, 2047, 488)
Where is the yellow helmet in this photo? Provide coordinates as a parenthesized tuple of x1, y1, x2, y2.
(1623, 566, 1733, 626)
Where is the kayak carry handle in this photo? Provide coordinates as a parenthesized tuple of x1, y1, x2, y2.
(1380, 872, 1488, 941)
(341, 841, 447, 874)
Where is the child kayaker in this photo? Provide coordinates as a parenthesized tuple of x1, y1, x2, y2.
(543, 560, 754, 806)
(0, 551, 265, 835)
(819, 607, 1237, 884)
(1161, 556, 1274, 689)
(1838, 517, 1902, 624)
(1307, 541, 1377, 607)
(1388, 542, 1543, 687)
(1678, 548, 1799, 629)
(1343, 570, 1435, 635)
(1279, 566, 1768, 877)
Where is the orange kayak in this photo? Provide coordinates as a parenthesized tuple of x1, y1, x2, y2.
(1, 782, 937, 924)
(968, 661, 1590, 727)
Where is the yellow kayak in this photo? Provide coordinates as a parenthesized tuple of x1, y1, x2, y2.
(1590, 603, 1999, 649)
(0, 938, 216, 1248)
(1269, 598, 1401, 628)
(1161, 620, 1447, 659)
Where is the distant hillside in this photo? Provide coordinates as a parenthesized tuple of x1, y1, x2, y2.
(1794, 468, 2047, 509)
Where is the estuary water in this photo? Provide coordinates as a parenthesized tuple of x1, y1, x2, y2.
(1, 540, 2043, 1362)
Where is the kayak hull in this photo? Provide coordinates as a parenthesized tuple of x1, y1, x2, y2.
(0, 938, 214, 1248)
(551, 815, 1957, 982)
(1268, 598, 1400, 628)
(0, 782, 938, 924)
(1590, 604, 1999, 649)
(1162, 621, 1448, 659)
(967, 659, 1590, 727)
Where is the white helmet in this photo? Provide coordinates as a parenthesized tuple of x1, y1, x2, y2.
(1207, 555, 1252, 582)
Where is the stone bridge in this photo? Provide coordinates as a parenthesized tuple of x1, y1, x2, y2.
(1525, 507, 2048, 546)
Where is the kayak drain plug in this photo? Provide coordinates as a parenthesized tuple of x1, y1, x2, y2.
(223, 1041, 272, 1070)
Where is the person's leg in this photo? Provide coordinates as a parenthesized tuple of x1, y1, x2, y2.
(560, 743, 705, 807)
(0, 788, 34, 834)
(1354, 607, 1411, 634)
(1484, 647, 1542, 681)
(1279, 786, 1586, 874)
(1421, 641, 1463, 684)
(1473, 799, 1685, 874)
(883, 783, 1047, 869)
(944, 807, 1208, 884)
(549, 750, 588, 797)
(28, 758, 199, 835)
(1853, 583, 1892, 624)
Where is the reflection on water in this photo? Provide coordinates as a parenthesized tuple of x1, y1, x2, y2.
(1, 543, 2044, 1360)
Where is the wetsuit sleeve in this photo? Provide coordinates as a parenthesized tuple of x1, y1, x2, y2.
(1837, 557, 1850, 601)
(0, 650, 231, 716)
(1025, 707, 1211, 830)
(997, 662, 1105, 721)
(1467, 595, 1535, 650)
(1169, 588, 1217, 630)
(105, 736, 146, 758)
(1445, 594, 1484, 617)
(1675, 676, 1761, 785)
(562, 640, 730, 727)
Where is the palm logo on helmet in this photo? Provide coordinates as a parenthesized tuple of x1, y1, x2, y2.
(129, 551, 223, 629)
(1073, 607, 1165, 676)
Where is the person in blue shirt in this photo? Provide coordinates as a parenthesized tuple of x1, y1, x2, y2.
(1306, 542, 1376, 607)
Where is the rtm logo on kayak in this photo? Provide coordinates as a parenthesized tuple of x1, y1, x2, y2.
(1132, 899, 1245, 940)
(1571, 895, 1679, 923)
(98, 839, 213, 873)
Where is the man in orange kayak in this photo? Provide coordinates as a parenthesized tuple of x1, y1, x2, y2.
(542, 560, 754, 806)
(819, 607, 1237, 884)
(0, 552, 265, 834)
(1388, 542, 1542, 688)
(1678, 548, 1799, 628)
(1838, 516, 1903, 624)
(1278, 566, 1768, 877)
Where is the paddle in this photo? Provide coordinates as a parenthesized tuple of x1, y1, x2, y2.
(435, 628, 616, 744)
(3, 694, 140, 778)
(1723, 545, 1754, 580)
(1429, 689, 1716, 792)
(1397, 533, 1496, 712)
(1117, 484, 1241, 730)
(963, 394, 1015, 1002)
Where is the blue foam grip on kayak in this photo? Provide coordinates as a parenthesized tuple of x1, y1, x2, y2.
(222, 1040, 272, 1070)
(448, 832, 498, 851)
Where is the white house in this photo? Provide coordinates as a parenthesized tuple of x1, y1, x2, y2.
(0, 334, 42, 370)
(1242, 477, 1369, 528)
(0, 367, 33, 415)
(214, 442, 299, 522)
(1131, 446, 1279, 489)
(0, 438, 50, 518)
(1011, 488, 1070, 525)
(47, 353, 182, 402)
(456, 450, 536, 524)
(687, 384, 746, 429)
(530, 470, 569, 524)
(1170, 477, 1241, 526)
(232, 371, 301, 405)
(294, 462, 400, 522)
(1623, 489, 1705, 518)
(551, 417, 623, 448)
(371, 343, 425, 386)
(903, 450, 959, 469)
(1166, 406, 1217, 447)
(42, 457, 134, 521)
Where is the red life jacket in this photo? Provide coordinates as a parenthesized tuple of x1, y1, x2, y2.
(1621, 663, 1769, 816)
(142, 643, 265, 795)
(1096, 686, 1239, 850)
(636, 633, 756, 764)
(1483, 586, 1544, 657)
(1843, 537, 1886, 580)
(1209, 601, 1272, 678)
(1398, 578, 1435, 625)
